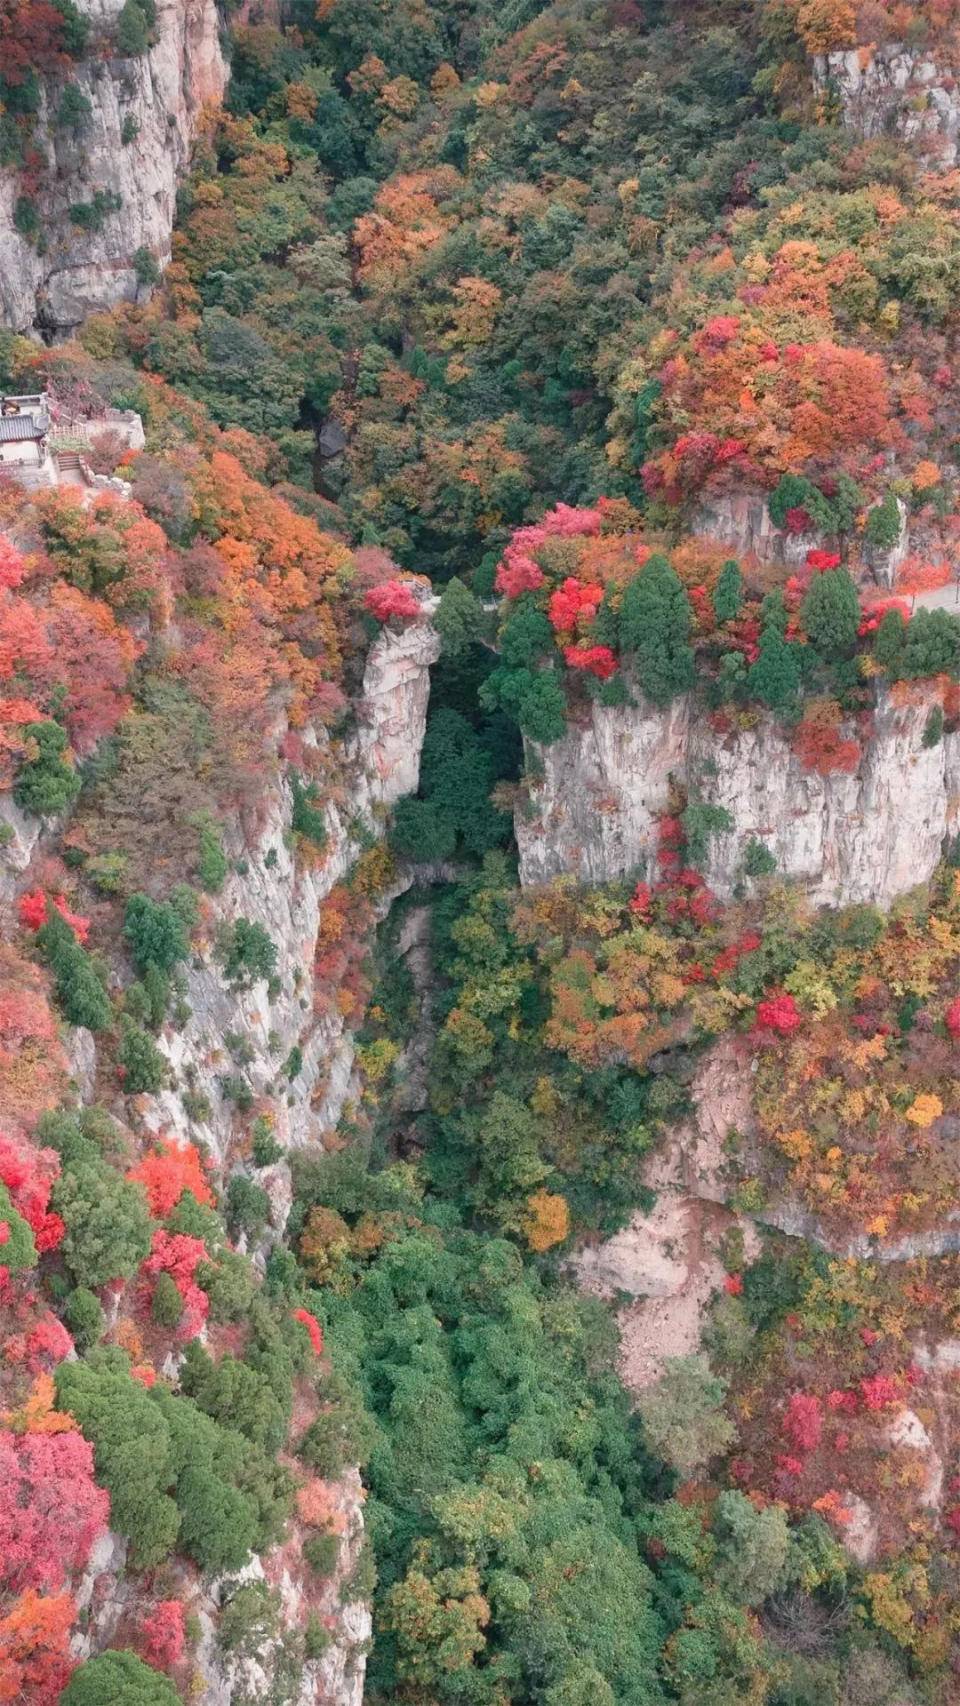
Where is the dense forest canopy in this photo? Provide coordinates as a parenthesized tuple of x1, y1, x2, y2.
(5, 0, 960, 1701)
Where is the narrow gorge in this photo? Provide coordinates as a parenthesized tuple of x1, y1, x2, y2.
(7, 1, 960, 1703)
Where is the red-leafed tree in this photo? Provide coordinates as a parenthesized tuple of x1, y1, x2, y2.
(293, 1306, 324, 1356)
(0, 1429, 108, 1595)
(138, 1600, 185, 1673)
(139, 1230, 209, 1340)
(127, 1138, 214, 1219)
(365, 579, 422, 622)
(38, 584, 141, 753)
(783, 1391, 822, 1452)
(755, 993, 802, 1035)
(563, 645, 618, 679)
(0, 1, 77, 85)
(0, 542, 26, 590)
(0, 1135, 63, 1255)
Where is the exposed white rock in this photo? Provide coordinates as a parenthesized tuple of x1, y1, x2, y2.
(574, 1081, 762, 1393)
(697, 486, 915, 590)
(50, 617, 435, 1704)
(694, 490, 820, 568)
(188, 1468, 371, 1706)
(136, 613, 439, 1171)
(840, 1493, 879, 1565)
(71, 1529, 129, 1638)
(0, 0, 226, 334)
(517, 685, 960, 910)
(886, 1408, 943, 1510)
(0, 793, 46, 904)
(815, 44, 960, 165)
(516, 692, 689, 887)
(63, 1024, 98, 1103)
(575, 1194, 697, 1301)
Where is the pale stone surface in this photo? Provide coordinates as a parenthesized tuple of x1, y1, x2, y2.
(48, 616, 435, 1706)
(515, 692, 689, 886)
(0, 794, 45, 904)
(697, 487, 911, 587)
(186, 1470, 371, 1706)
(517, 686, 959, 910)
(574, 1095, 762, 1393)
(840, 1494, 879, 1566)
(137, 612, 440, 1169)
(575, 1194, 698, 1301)
(816, 44, 960, 165)
(887, 1408, 943, 1510)
(694, 490, 820, 567)
(0, 0, 226, 334)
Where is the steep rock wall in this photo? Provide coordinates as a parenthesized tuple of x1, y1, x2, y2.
(73, 1470, 371, 1706)
(141, 612, 440, 1170)
(0, 0, 225, 335)
(696, 488, 912, 588)
(2, 611, 437, 1706)
(516, 686, 960, 907)
(815, 43, 960, 164)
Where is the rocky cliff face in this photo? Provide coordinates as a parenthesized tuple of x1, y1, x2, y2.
(815, 42, 960, 164)
(139, 612, 439, 1177)
(1, 608, 437, 1706)
(516, 685, 960, 907)
(696, 489, 912, 589)
(0, 0, 225, 336)
(73, 1467, 371, 1706)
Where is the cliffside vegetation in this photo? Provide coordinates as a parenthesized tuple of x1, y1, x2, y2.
(7, 0, 960, 1701)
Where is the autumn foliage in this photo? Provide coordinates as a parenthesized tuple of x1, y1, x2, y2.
(127, 1139, 214, 1220)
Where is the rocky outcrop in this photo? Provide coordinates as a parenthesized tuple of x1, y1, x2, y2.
(516, 693, 689, 889)
(696, 488, 913, 588)
(0, 794, 46, 905)
(573, 1043, 762, 1391)
(815, 43, 960, 165)
(141, 611, 440, 1175)
(517, 685, 960, 909)
(682, 1032, 960, 1264)
(0, 0, 226, 335)
(695, 490, 821, 569)
(72, 1472, 371, 1706)
(62, 615, 435, 1704)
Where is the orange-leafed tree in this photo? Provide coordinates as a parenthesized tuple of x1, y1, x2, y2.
(0, 1590, 75, 1706)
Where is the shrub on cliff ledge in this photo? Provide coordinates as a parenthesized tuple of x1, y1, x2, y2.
(63, 1648, 180, 1706)
(713, 559, 743, 624)
(36, 909, 112, 1032)
(52, 1152, 152, 1287)
(123, 894, 189, 976)
(365, 579, 421, 623)
(216, 918, 278, 990)
(114, 0, 155, 57)
(13, 721, 80, 818)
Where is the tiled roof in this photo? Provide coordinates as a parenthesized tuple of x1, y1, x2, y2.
(0, 416, 45, 442)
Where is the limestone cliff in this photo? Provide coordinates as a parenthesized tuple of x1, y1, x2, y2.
(815, 42, 960, 164)
(0, 0, 225, 336)
(139, 611, 440, 1173)
(695, 488, 912, 590)
(133, 612, 435, 1703)
(516, 684, 960, 907)
(0, 605, 438, 1706)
